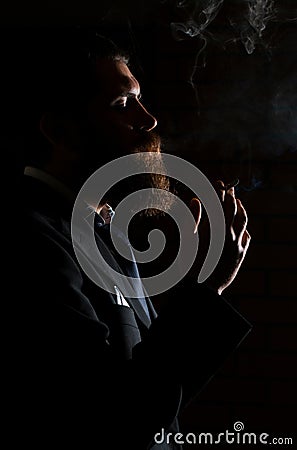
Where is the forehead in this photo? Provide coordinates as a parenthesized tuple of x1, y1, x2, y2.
(94, 59, 140, 98)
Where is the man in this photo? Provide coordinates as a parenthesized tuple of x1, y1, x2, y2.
(8, 28, 251, 449)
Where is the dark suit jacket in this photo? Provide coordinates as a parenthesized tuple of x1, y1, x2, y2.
(7, 175, 251, 449)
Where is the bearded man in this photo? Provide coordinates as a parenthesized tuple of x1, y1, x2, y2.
(8, 28, 251, 449)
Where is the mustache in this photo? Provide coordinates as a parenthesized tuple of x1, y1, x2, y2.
(133, 131, 162, 154)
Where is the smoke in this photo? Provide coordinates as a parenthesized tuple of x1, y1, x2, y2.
(166, 0, 296, 54)
(168, 1, 225, 104)
(229, 0, 276, 54)
(237, 175, 263, 193)
(170, 0, 224, 40)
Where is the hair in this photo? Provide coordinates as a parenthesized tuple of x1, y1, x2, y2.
(2, 27, 129, 166)
(31, 27, 129, 111)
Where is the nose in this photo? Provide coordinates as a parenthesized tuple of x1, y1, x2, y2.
(136, 102, 157, 132)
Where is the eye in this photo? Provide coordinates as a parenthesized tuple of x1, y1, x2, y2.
(112, 102, 126, 110)
(111, 97, 128, 110)
(111, 94, 142, 111)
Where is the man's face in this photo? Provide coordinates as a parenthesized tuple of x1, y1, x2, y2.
(82, 58, 158, 164)
(75, 58, 171, 213)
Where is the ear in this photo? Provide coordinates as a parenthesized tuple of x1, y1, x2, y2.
(39, 112, 65, 146)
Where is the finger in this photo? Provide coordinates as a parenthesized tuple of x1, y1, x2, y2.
(224, 187, 237, 228)
(233, 198, 248, 238)
(189, 197, 202, 234)
(215, 180, 225, 203)
(242, 229, 251, 249)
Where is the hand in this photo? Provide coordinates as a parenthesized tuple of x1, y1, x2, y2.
(190, 180, 251, 295)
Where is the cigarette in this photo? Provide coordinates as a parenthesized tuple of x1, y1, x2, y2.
(224, 178, 239, 191)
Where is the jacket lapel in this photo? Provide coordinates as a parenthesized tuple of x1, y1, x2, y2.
(62, 214, 152, 329)
(23, 176, 154, 330)
(94, 221, 153, 328)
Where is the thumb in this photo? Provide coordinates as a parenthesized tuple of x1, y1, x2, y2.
(190, 198, 202, 234)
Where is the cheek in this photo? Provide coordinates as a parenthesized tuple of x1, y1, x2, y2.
(87, 109, 139, 153)
(100, 119, 136, 148)
(94, 112, 130, 136)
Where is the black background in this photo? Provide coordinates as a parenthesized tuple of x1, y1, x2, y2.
(1, 0, 296, 446)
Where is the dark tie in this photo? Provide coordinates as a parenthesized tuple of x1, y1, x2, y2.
(94, 214, 151, 322)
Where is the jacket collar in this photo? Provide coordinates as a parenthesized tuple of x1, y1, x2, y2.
(22, 175, 154, 329)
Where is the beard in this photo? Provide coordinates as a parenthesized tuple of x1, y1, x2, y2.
(72, 122, 176, 216)
(100, 132, 175, 217)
